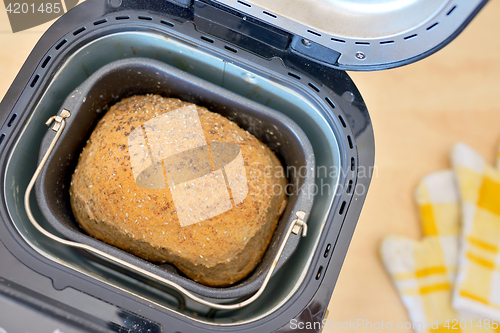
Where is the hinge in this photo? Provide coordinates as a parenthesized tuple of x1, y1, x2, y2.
(290, 36, 341, 67)
(292, 210, 308, 237)
(193, 0, 292, 58)
(45, 109, 70, 132)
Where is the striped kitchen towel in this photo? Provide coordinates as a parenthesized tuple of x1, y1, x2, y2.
(381, 170, 497, 332)
(452, 142, 500, 322)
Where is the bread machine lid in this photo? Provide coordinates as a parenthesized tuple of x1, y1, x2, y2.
(210, 0, 488, 70)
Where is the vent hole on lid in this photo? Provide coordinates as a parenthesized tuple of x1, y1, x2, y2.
(339, 201, 346, 215)
(355, 41, 370, 45)
(0, 134, 5, 146)
(41, 56, 51, 69)
(7, 114, 17, 127)
(346, 180, 353, 194)
(338, 115, 346, 128)
(315, 266, 324, 280)
(94, 19, 107, 25)
(161, 20, 174, 27)
(30, 75, 40, 88)
(325, 97, 335, 109)
(351, 157, 355, 171)
(115, 15, 130, 20)
(347, 135, 353, 149)
(324, 244, 331, 258)
(404, 34, 417, 40)
(331, 38, 345, 43)
(237, 0, 251, 7)
(55, 39, 67, 50)
(380, 40, 394, 45)
(427, 22, 439, 30)
(308, 83, 320, 92)
(224, 45, 237, 53)
(447, 5, 457, 15)
(263, 11, 277, 18)
(73, 27, 86, 36)
(288, 72, 301, 80)
(138, 16, 152, 20)
(201, 36, 214, 43)
(307, 30, 321, 37)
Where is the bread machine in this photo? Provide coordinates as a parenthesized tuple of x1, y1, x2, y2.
(0, 0, 488, 332)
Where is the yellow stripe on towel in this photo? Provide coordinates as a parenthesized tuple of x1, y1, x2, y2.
(431, 326, 463, 333)
(468, 236, 498, 253)
(420, 204, 438, 236)
(466, 252, 495, 270)
(420, 283, 451, 294)
(477, 177, 500, 217)
(416, 266, 447, 278)
(459, 290, 490, 305)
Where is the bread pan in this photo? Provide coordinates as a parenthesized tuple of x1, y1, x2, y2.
(34, 57, 315, 300)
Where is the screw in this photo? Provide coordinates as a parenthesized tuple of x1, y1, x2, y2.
(108, 0, 122, 7)
(342, 91, 355, 104)
(355, 52, 366, 60)
(302, 39, 311, 47)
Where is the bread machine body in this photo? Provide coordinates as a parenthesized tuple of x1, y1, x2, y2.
(0, 0, 487, 332)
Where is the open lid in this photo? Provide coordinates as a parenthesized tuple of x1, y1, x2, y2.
(209, 0, 488, 70)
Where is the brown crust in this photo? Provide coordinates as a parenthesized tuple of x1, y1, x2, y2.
(69, 95, 287, 286)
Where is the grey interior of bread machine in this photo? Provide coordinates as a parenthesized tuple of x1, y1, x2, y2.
(34, 57, 315, 299)
(5, 31, 341, 322)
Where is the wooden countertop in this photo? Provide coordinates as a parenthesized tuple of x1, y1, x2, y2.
(1, 1, 500, 331)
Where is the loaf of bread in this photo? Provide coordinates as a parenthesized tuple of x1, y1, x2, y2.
(69, 95, 287, 287)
